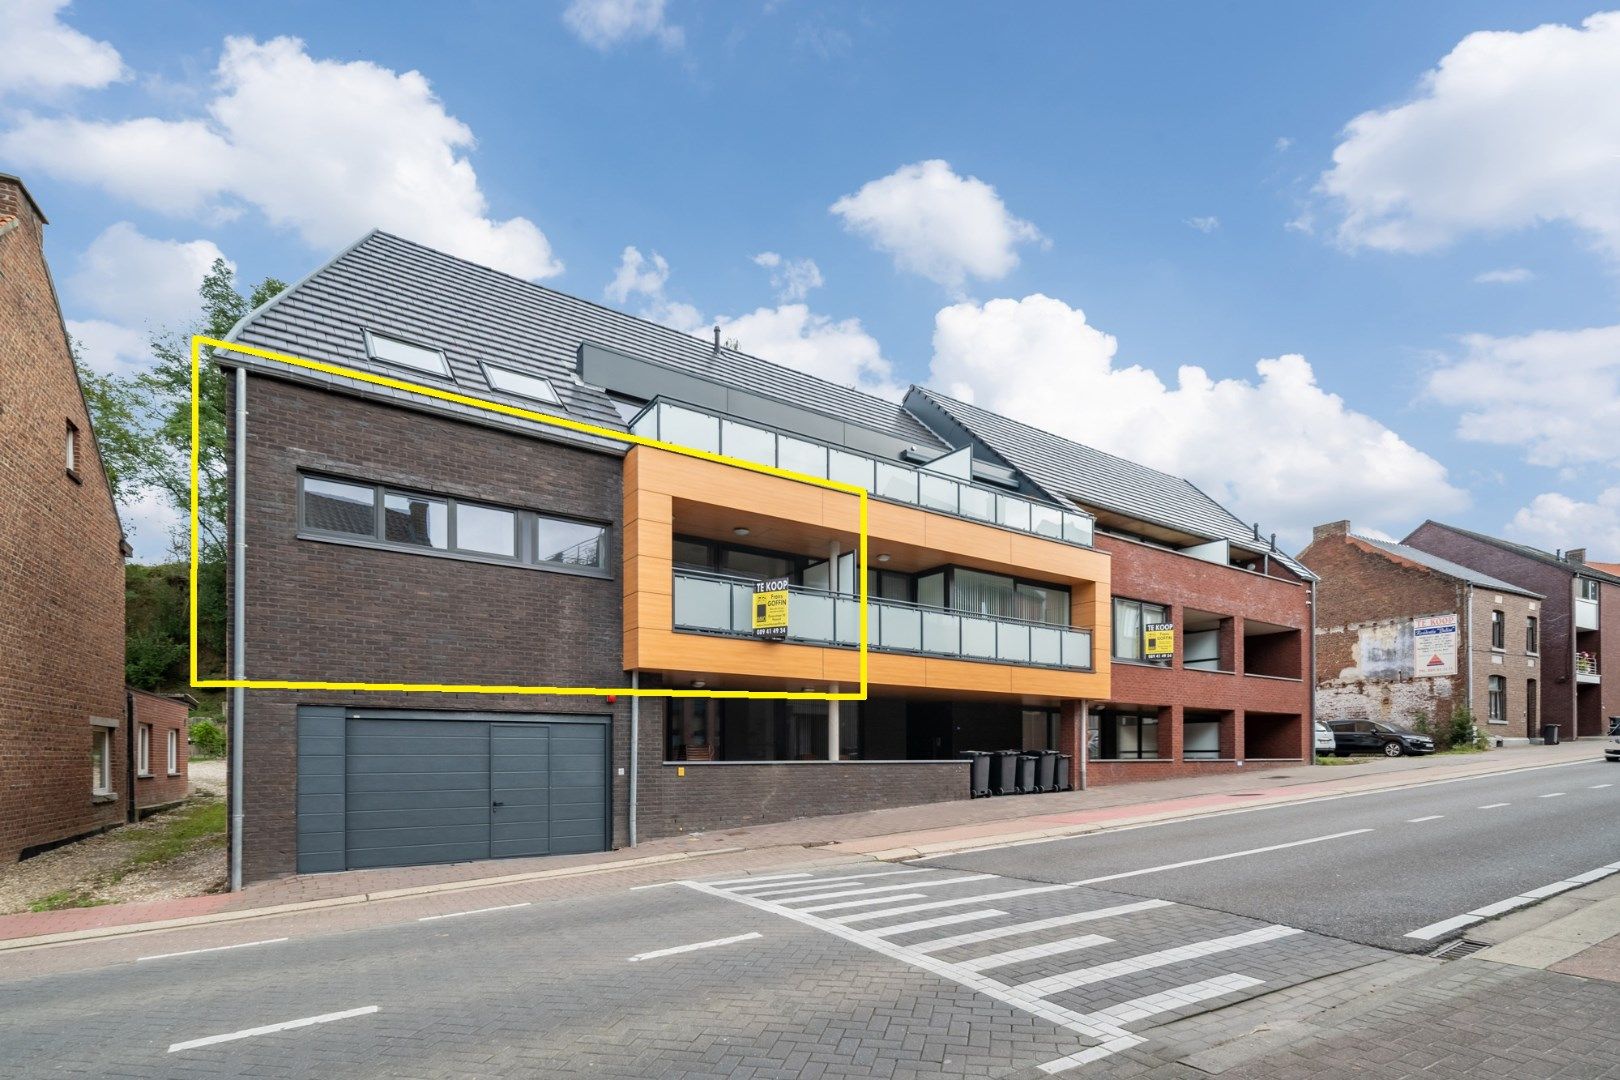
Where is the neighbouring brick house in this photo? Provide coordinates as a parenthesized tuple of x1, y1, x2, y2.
(0, 173, 131, 861)
(1403, 523, 1620, 738)
(130, 690, 191, 817)
(1300, 522, 1544, 741)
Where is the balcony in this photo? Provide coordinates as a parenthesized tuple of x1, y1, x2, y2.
(1577, 653, 1600, 684)
(673, 570, 1093, 671)
(1576, 597, 1599, 631)
(630, 399, 1095, 548)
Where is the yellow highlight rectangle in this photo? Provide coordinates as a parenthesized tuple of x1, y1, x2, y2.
(188, 335, 869, 700)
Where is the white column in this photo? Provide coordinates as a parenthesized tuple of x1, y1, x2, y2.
(828, 685, 841, 761)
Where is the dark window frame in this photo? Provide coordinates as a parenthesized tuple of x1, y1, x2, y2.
(297, 471, 611, 578)
(1112, 596, 1171, 665)
(1526, 615, 1539, 655)
(1488, 674, 1506, 723)
(1490, 609, 1505, 650)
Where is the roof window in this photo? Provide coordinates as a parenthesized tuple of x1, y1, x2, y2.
(481, 362, 562, 406)
(363, 330, 452, 377)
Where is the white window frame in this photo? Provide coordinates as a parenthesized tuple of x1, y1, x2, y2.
(91, 727, 112, 795)
(65, 420, 78, 475)
(167, 728, 179, 775)
(363, 329, 453, 378)
(481, 361, 562, 405)
(137, 723, 152, 776)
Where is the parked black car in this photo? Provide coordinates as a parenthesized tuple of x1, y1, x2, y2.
(1326, 719, 1435, 757)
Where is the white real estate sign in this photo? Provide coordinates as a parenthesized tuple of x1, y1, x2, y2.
(1412, 614, 1459, 678)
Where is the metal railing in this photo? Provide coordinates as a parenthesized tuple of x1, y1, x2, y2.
(1577, 653, 1599, 677)
(631, 399, 1095, 548)
(672, 569, 1093, 670)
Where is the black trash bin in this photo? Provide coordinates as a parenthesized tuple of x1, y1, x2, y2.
(1542, 723, 1561, 746)
(1015, 753, 1040, 794)
(1055, 754, 1073, 791)
(990, 750, 1021, 795)
(1035, 750, 1059, 792)
(959, 751, 991, 797)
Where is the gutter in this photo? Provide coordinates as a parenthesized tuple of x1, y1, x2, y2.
(229, 367, 247, 891)
(629, 671, 639, 847)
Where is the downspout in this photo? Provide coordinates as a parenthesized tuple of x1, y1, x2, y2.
(1078, 700, 1089, 791)
(229, 366, 247, 891)
(125, 689, 137, 823)
(1465, 584, 1475, 727)
(629, 670, 639, 847)
(1308, 579, 1317, 765)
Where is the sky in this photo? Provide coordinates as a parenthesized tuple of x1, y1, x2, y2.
(6, 1, 1618, 564)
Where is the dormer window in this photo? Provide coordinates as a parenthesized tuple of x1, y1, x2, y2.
(481, 362, 561, 406)
(363, 330, 452, 377)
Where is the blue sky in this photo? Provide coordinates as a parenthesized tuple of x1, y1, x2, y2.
(7, 1, 1618, 563)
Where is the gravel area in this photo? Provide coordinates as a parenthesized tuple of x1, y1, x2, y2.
(188, 757, 226, 797)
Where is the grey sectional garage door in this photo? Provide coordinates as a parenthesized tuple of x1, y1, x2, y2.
(305, 714, 606, 872)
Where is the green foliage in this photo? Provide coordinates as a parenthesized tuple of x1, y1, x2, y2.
(1448, 705, 1478, 751)
(27, 889, 110, 913)
(189, 718, 227, 759)
(126, 800, 227, 866)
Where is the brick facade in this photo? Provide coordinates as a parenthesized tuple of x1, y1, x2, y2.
(130, 691, 190, 815)
(1086, 532, 1312, 786)
(0, 175, 130, 862)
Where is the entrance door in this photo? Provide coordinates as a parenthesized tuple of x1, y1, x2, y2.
(491, 723, 551, 858)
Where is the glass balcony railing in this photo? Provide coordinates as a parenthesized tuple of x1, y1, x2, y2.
(672, 570, 1093, 671)
(630, 399, 1095, 547)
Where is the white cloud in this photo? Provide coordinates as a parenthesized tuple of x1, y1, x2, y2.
(1426, 324, 1620, 467)
(1275, 136, 1294, 153)
(752, 251, 823, 301)
(717, 304, 901, 399)
(605, 245, 705, 332)
(66, 318, 149, 377)
(563, 0, 683, 51)
(830, 160, 1045, 291)
(928, 294, 1466, 542)
(67, 223, 228, 327)
(0, 0, 124, 100)
(1185, 216, 1221, 234)
(1319, 12, 1620, 258)
(120, 488, 183, 564)
(1473, 266, 1534, 284)
(1506, 488, 1620, 558)
(1, 36, 562, 279)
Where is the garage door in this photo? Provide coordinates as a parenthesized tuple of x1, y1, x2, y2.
(297, 711, 607, 872)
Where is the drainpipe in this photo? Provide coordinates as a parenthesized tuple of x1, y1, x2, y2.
(1078, 700, 1089, 791)
(1308, 580, 1317, 766)
(629, 670, 639, 847)
(125, 689, 137, 823)
(1465, 585, 1475, 721)
(229, 366, 247, 892)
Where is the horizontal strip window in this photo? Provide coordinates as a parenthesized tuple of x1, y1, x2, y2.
(298, 473, 609, 573)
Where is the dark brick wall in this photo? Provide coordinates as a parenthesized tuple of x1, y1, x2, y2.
(0, 178, 129, 861)
(131, 691, 190, 813)
(232, 374, 630, 882)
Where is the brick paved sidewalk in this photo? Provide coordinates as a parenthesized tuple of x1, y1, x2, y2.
(0, 741, 1593, 947)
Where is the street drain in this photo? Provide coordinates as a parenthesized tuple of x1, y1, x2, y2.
(1430, 939, 1490, 961)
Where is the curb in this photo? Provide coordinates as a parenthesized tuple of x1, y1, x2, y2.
(0, 846, 746, 953)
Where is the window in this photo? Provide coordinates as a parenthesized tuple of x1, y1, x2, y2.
(1527, 678, 1538, 731)
(1113, 598, 1170, 663)
(65, 420, 78, 476)
(364, 330, 452, 377)
(664, 698, 861, 761)
(1579, 578, 1600, 602)
(300, 474, 609, 573)
(91, 728, 111, 795)
(952, 568, 1070, 625)
(481, 362, 561, 405)
(167, 728, 179, 775)
(137, 724, 152, 776)
(1488, 675, 1506, 723)
(1089, 709, 1160, 760)
(1526, 616, 1539, 655)
(1490, 609, 1505, 650)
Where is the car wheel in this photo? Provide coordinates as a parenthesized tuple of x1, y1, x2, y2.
(1382, 741, 1404, 758)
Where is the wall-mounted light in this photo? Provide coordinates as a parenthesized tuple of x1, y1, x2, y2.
(877, 553, 891, 563)
(691, 680, 706, 689)
(733, 527, 750, 537)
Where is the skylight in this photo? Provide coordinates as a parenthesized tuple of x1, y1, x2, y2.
(482, 362, 562, 406)
(363, 330, 452, 377)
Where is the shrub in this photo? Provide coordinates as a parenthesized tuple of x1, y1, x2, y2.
(1448, 706, 1478, 751)
(189, 718, 226, 758)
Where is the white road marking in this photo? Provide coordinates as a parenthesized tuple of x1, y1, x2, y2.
(418, 902, 531, 922)
(865, 909, 1008, 938)
(1478, 803, 1510, 809)
(1088, 972, 1264, 1026)
(627, 931, 762, 962)
(1405, 860, 1620, 940)
(833, 884, 1078, 924)
(706, 873, 812, 888)
(1591, 784, 1613, 790)
(910, 900, 1174, 955)
(629, 881, 678, 891)
(1070, 830, 1372, 886)
(168, 1006, 378, 1052)
(1539, 792, 1566, 799)
(778, 874, 994, 905)
(955, 933, 1112, 973)
(1407, 815, 1444, 823)
(747, 870, 927, 897)
(138, 938, 289, 962)
(794, 892, 930, 914)
(1019, 925, 1301, 998)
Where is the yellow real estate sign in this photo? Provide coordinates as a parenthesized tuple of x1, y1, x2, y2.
(752, 577, 791, 640)
(1143, 622, 1175, 658)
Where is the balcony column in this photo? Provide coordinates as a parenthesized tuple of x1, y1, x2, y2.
(828, 685, 840, 761)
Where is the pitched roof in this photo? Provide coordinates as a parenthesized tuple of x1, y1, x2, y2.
(228, 230, 945, 452)
(906, 386, 1311, 577)
(1356, 536, 1542, 598)
(1409, 522, 1620, 587)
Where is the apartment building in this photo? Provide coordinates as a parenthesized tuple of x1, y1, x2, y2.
(1300, 522, 1544, 739)
(0, 174, 131, 861)
(223, 230, 1311, 881)
(1403, 523, 1620, 738)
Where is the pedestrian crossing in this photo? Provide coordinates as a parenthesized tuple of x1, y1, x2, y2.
(687, 866, 1316, 1074)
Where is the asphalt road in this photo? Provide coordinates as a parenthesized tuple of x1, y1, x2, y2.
(928, 758, 1620, 951)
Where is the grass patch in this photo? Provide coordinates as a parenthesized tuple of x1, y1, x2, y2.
(1434, 744, 1487, 756)
(124, 800, 227, 867)
(1315, 755, 1373, 766)
(27, 889, 112, 913)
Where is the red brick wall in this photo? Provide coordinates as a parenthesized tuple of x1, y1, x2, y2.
(1089, 532, 1312, 782)
(0, 177, 129, 861)
(131, 691, 189, 813)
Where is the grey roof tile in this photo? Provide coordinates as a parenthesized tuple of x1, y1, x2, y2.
(1406, 521, 1620, 586)
(1356, 537, 1544, 598)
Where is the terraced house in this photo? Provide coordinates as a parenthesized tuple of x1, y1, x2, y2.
(222, 231, 1314, 883)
